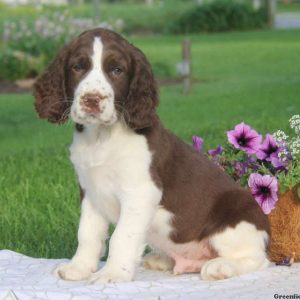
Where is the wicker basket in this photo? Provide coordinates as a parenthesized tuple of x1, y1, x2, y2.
(268, 187, 300, 262)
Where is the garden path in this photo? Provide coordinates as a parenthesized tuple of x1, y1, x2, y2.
(275, 12, 300, 28)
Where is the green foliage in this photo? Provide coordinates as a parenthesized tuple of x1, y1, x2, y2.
(0, 0, 269, 81)
(152, 62, 173, 79)
(0, 48, 44, 80)
(0, 2, 192, 80)
(0, 12, 92, 80)
(0, 49, 30, 80)
(277, 162, 300, 193)
(0, 30, 300, 258)
(0, 1, 194, 37)
(169, 0, 268, 34)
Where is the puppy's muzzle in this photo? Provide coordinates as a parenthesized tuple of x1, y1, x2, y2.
(81, 93, 107, 114)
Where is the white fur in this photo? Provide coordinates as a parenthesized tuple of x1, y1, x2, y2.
(55, 121, 162, 283)
(55, 197, 108, 281)
(147, 208, 212, 261)
(201, 222, 269, 280)
(146, 213, 269, 280)
(70, 37, 117, 126)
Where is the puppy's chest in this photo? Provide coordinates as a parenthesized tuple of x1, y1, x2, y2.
(69, 125, 153, 221)
(71, 139, 117, 196)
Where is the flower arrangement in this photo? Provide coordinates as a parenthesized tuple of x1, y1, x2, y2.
(193, 115, 300, 262)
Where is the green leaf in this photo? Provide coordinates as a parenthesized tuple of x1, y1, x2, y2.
(297, 185, 300, 200)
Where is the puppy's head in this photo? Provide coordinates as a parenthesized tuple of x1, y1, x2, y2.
(33, 28, 159, 129)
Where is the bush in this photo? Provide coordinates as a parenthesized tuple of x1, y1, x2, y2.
(0, 49, 32, 81)
(0, 12, 116, 80)
(169, 0, 268, 34)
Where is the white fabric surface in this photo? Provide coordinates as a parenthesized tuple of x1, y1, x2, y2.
(0, 250, 299, 300)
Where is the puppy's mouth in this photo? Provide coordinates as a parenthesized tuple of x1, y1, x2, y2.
(71, 108, 117, 126)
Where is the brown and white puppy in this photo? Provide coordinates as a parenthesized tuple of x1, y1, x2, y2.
(33, 28, 270, 283)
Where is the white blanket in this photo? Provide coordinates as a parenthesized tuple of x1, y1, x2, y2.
(0, 250, 299, 300)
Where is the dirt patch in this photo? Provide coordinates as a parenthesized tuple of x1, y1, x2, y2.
(156, 78, 182, 86)
(0, 80, 32, 94)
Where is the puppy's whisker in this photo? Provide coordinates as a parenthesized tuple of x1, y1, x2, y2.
(114, 103, 131, 126)
(57, 107, 71, 123)
(46, 99, 74, 111)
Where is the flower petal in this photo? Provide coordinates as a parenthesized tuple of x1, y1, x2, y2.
(248, 173, 278, 214)
(260, 198, 276, 214)
(256, 134, 279, 161)
(227, 130, 240, 149)
(208, 145, 223, 157)
(192, 136, 204, 152)
(227, 122, 262, 154)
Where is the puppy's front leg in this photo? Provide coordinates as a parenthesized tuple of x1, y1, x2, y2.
(55, 197, 108, 281)
(90, 184, 161, 283)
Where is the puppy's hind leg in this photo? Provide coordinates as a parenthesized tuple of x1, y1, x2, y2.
(201, 221, 269, 281)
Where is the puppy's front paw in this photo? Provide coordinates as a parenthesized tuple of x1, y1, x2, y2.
(201, 257, 238, 281)
(55, 262, 96, 281)
(89, 266, 133, 284)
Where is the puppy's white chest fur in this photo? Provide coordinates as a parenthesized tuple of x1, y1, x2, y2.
(70, 121, 160, 223)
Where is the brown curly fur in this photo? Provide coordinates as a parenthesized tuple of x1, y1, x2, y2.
(268, 188, 300, 262)
(123, 45, 159, 130)
(33, 46, 71, 124)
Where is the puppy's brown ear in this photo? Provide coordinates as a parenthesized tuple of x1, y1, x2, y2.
(33, 46, 70, 124)
(124, 46, 159, 130)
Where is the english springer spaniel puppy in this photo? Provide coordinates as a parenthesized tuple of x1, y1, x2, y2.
(33, 28, 270, 283)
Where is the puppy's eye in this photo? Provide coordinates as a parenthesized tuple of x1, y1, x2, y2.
(72, 63, 85, 72)
(111, 67, 123, 76)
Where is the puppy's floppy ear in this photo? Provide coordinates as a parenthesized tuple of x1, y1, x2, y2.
(124, 46, 159, 130)
(33, 46, 70, 124)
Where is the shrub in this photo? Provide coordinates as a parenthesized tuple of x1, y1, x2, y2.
(169, 0, 268, 34)
(0, 12, 117, 80)
(0, 49, 32, 81)
(2, 12, 97, 62)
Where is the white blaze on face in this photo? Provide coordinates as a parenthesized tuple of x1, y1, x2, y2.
(71, 37, 117, 125)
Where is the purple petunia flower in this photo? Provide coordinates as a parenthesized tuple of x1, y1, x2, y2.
(233, 161, 247, 178)
(256, 134, 279, 161)
(270, 146, 292, 172)
(271, 155, 289, 172)
(208, 145, 223, 157)
(192, 136, 204, 152)
(248, 173, 278, 214)
(227, 122, 262, 154)
(244, 155, 259, 171)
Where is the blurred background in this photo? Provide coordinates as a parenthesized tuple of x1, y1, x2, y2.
(1, 0, 300, 88)
(0, 0, 299, 258)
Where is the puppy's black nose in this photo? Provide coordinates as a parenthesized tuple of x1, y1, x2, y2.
(81, 93, 105, 113)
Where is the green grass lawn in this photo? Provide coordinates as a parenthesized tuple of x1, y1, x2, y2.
(278, 2, 300, 13)
(0, 29, 300, 259)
